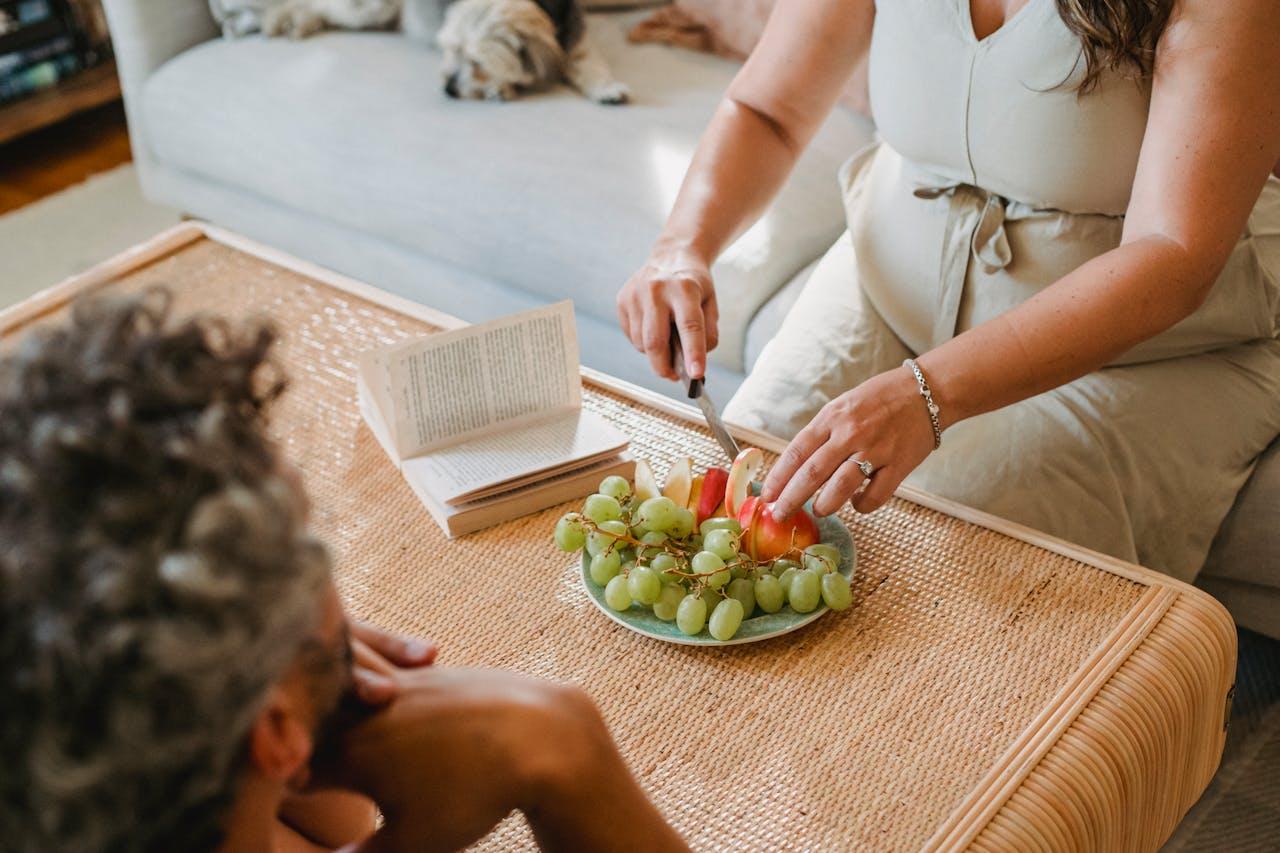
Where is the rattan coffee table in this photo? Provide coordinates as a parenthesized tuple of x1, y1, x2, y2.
(1, 224, 1236, 852)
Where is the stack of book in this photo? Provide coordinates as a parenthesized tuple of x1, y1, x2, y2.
(358, 301, 634, 537)
(0, 0, 83, 105)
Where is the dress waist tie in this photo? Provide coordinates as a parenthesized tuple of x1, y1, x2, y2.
(913, 182, 1014, 345)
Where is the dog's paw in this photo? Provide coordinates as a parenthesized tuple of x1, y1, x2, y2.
(588, 81, 630, 106)
(263, 4, 325, 39)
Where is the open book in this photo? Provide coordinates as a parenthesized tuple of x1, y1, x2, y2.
(357, 301, 633, 537)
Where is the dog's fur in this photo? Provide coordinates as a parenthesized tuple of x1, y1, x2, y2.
(226, 0, 628, 104)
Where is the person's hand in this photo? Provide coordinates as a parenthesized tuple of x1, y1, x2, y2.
(312, 666, 687, 851)
(349, 621, 437, 705)
(762, 367, 936, 520)
(617, 250, 719, 381)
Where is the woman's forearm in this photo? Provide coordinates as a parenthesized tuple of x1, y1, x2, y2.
(920, 237, 1216, 427)
(654, 98, 803, 264)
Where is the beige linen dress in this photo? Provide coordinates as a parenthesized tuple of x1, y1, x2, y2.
(723, 0, 1280, 582)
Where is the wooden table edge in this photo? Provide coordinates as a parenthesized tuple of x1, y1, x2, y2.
(2, 220, 1237, 851)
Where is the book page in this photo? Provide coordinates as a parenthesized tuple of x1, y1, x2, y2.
(384, 301, 581, 458)
(412, 408, 628, 505)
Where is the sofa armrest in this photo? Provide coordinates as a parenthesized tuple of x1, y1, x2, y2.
(102, 0, 218, 186)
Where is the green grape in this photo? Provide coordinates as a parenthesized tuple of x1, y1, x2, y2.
(676, 594, 708, 636)
(727, 578, 756, 618)
(754, 574, 785, 613)
(691, 550, 725, 575)
(629, 521, 651, 538)
(788, 569, 822, 613)
(653, 584, 684, 621)
(589, 551, 622, 585)
(821, 572, 854, 611)
(709, 598, 745, 641)
(650, 552, 679, 584)
(636, 496, 680, 533)
(699, 517, 742, 538)
(699, 587, 720, 619)
(669, 507, 695, 539)
(554, 513, 587, 552)
(688, 534, 704, 551)
(693, 550, 728, 587)
(627, 566, 662, 605)
(604, 574, 632, 611)
(803, 543, 842, 574)
(730, 565, 748, 580)
(704, 529, 739, 561)
(771, 558, 801, 578)
(584, 493, 623, 524)
(586, 520, 629, 557)
(778, 566, 801, 598)
(639, 530, 668, 558)
(599, 475, 631, 502)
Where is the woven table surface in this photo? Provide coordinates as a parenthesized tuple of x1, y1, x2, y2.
(3, 231, 1237, 852)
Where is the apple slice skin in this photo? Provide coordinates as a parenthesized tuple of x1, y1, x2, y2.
(696, 467, 729, 525)
(737, 496, 820, 561)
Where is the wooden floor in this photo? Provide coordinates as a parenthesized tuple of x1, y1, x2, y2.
(0, 101, 132, 216)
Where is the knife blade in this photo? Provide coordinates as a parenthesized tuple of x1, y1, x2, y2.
(672, 333, 741, 463)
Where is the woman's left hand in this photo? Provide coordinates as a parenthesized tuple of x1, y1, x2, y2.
(761, 367, 937, 520)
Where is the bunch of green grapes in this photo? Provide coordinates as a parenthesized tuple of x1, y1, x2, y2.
(554, 475, 854, 642)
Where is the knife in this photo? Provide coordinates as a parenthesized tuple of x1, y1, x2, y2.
(671, 331, 741, 463)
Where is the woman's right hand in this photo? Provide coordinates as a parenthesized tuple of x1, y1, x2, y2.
(617, 250, 719, 382)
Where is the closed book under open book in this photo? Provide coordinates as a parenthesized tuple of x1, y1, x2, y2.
(357, 300, 632, 536)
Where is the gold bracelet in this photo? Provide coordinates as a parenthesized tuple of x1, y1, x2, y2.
(903, 358, 942, 450)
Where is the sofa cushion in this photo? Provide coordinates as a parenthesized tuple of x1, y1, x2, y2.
(141, 11, 872, 372)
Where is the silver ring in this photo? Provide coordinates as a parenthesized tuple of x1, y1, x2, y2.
(855, 458, 875, 479)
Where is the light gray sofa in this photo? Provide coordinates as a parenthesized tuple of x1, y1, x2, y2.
(101, 0, 1277, 638)
(101, 0, 873, 398)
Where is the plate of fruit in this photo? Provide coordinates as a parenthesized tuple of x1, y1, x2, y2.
(553, 448, 856, 645)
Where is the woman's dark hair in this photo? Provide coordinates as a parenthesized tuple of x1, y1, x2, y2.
(1055, 0, 1174, 92)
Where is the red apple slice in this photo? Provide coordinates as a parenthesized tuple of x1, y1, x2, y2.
(662, 457, 693, 507)
(696, 467, 729, 525)
(725, 447, 765, 517)
(633, 459, 660, 502)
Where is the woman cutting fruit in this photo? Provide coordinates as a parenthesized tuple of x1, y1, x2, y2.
(616, 0, 1280, 581)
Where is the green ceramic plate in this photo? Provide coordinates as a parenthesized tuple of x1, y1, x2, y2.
(580, 509, 856, 646)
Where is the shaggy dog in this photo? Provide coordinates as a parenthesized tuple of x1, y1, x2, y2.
(414, 0, 629, 104)
(211, 0, 628, 104)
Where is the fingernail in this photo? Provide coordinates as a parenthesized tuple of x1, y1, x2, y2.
(404, 639, 431, 660)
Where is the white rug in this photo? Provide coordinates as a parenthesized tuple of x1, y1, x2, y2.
(0, 164, 180, 309)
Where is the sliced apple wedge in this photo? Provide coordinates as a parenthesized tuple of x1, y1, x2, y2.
(662, 457, 693, 507)
(687, 475, 705, 513)
(696, 467, 729, 525)
(633, 459, 660, 502)
(724, 447, 765, 517)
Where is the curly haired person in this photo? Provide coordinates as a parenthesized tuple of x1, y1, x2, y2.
(0, 290, 686, 853)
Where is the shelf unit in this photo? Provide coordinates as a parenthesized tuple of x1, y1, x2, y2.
(0, 58, 119, 146)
